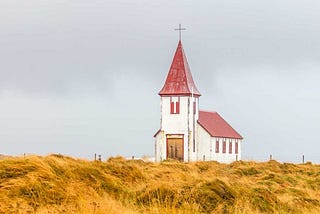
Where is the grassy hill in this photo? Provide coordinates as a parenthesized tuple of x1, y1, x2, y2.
(0, 155, 319, 213)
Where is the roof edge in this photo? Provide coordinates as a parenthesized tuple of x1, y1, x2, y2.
(158, 92, 201, 97)
(199, 110, 217, 114)
(197, 121, 243, 139)
(153, 129, 161, 137)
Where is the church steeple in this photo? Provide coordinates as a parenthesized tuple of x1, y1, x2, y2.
(159, 41, 201, 97)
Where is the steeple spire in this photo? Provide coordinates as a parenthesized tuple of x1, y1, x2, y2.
(159, 41, 201, 97)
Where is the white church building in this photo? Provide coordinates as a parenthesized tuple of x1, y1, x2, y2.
(154, 40, 243, 163)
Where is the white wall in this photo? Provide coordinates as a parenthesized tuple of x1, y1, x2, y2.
(155, 95, 243, 163)
(197, 124, 242, 163)
(154, 131, 163, 162)
(155, 96, 199, 162)
(197, 123, 211, 161)
(161, 96, 198, 133)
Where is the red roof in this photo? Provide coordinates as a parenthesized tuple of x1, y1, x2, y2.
(198, 111, 243, 139)
(159, 41, 201, 96)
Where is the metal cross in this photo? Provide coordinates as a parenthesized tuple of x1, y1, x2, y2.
(175, 24, 186, 41)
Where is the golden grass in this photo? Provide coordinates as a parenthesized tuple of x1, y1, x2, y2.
(0, 154, 320, 213)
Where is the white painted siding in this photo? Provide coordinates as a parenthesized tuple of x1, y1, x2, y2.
(155, 95, 242, 163)
(154, 131, 163, 162)
(155, 96, 199, 162)
(197, 123, 211, 161)
(196, 124, 242, 163)
(211, 137, 242, 163)
(161, 96, 198, 134)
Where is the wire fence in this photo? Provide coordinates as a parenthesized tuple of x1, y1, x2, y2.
(242, 154, 320, 164)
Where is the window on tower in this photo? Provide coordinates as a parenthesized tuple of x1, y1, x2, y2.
(229, 140, 232, 154)
(170, 101, 174, 113)
(176, 101, 180, 114)
(170, 97, 180, 114)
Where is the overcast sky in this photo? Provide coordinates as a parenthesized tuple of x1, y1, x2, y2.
(1, 0, 319, 163)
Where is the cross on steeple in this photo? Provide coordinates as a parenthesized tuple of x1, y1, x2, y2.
(175, 24, 186, 41)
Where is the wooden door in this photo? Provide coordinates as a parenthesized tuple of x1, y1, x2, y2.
(167, 138, 184, 161)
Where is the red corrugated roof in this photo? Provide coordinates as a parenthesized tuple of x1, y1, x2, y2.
(159, 41, 201, 96)
(198, 110, 243, 139)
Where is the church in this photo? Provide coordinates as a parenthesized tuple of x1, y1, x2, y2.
(154, 39, 243, 163)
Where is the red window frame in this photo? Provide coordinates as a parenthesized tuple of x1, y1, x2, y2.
(170, 101, 174, 114)
(229, 141, 232, 154)
(176, 101, 180, 114)
(222, 140, 226, 153)
(215, 140, 219, 153)
(170, 97, 180, 114)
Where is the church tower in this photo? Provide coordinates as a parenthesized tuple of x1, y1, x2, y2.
(154, 40, 201, 162)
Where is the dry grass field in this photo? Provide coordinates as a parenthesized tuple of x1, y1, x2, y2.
(0, 154, 320, 213)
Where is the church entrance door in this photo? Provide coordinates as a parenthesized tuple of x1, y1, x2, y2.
(166, 135, 184, 161)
